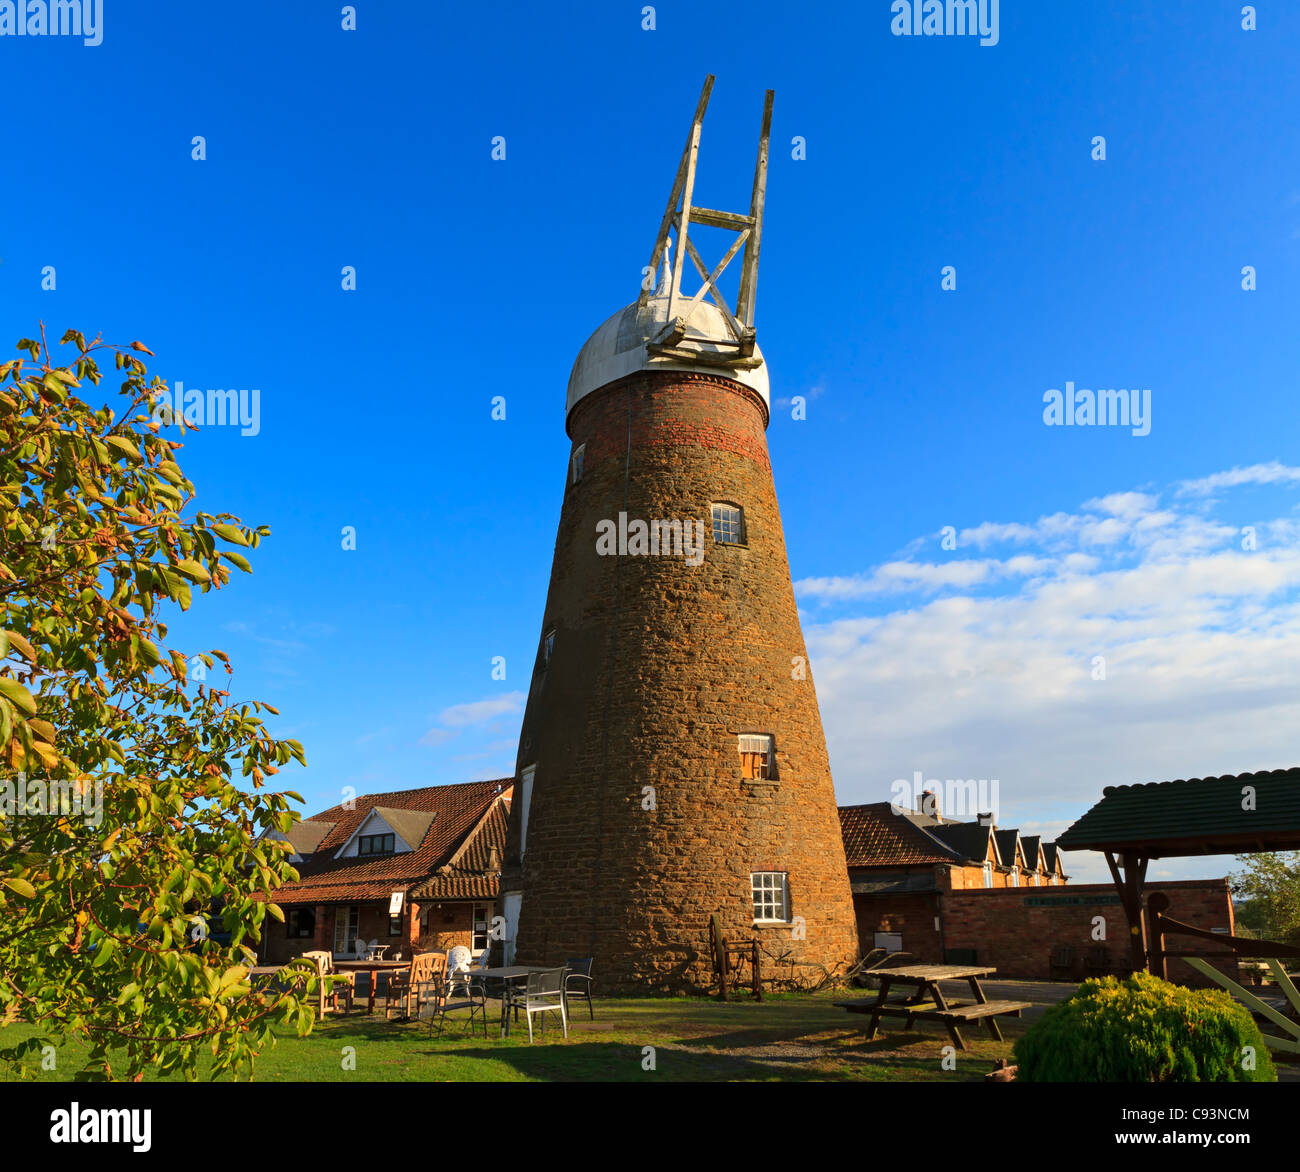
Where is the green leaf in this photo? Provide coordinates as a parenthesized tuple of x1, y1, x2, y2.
(104, 435, 143, 464)
(3, 630, 36, 663)
(2, 877, 35, 899)
(0, 677, 37, 718)
(222, 551, 253, 574)
(174, 559, 210, 583)
(155, 462, 185, 485)
(210, 523, 249, 546)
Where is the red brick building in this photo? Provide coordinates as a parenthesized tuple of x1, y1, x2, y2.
(258, 780, 511, 966)
(839, 799, 1068, 958)
(838, 798, 1236, 983)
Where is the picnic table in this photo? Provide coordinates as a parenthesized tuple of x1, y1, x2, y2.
(333, 958, 410, 1015)
(833, 963, 1030, 1051)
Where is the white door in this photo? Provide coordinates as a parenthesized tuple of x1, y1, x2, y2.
(502, 892, 523, 965)
(333, 906, 359, 957)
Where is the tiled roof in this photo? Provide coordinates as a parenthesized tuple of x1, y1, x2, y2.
(838, 803, 961, 867)
(410, 800, 509, 902)
(270, 779, 512, 905)
(928, 821, 996, 865)
(1058, 768, 1300, 856)
(363, 806, 438, 853)
(994, 829, 1022, 867)
(284, 819, 335, 856)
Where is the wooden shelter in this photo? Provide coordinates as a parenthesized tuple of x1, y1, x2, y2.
(1058, 768, 1300, 1053)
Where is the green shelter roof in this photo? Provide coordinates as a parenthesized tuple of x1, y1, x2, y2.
(1058, 767, 1300, 857)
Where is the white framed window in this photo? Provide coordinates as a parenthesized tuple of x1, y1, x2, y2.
(983, 862, 993, 889)
(570, 444, 585, 485)
(471, 902, 490, 955)
(751, 872, 789, 923)
(1010, 866, 1019, 888)
(711, 503, 744, 545)
(519, 766, 535, 857)
(738, 733, 774, 780)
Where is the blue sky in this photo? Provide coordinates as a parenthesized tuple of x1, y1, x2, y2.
(3, 2, 1298, 884)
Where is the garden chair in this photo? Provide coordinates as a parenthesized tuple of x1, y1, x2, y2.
(517, 967, 568, 1043)
(384, 952, 446, 1020)
(302, 949, 354, 1016)
(563, 957, 595, 1020)
(418, 970, 488, 1039)
(1084, 946, 1110, 977)
(1049, 945, 1075, 980)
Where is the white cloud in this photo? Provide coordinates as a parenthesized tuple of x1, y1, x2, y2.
(801, 469, 1300, 882)
(1177, 462, 1300, 497)
(420, 691, 526, 749)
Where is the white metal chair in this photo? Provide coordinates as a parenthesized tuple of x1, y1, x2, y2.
(518, 967, 568, 1043)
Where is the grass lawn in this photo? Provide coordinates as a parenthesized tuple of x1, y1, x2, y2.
(0, 989, 1021, 1082)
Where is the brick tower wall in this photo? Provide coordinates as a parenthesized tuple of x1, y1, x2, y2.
(504, 369, 860, 991)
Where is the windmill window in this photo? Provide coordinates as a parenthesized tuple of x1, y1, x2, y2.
(542, 630, 556, 668)
(711, 503, 745, 545)
(751, 872, 789, 923)
(738, 734, 774, 780)
(571, 444, 585, 485)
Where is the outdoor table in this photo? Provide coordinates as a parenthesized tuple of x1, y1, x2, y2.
(833, 963, 1031, 1051)
(333, 958, 410, 1015)
(476, 966, 553, 1038)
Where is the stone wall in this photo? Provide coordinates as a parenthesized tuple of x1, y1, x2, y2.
(505, 369, 860, 990)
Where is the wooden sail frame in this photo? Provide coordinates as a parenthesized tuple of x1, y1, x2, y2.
(636, 75, 774, 367)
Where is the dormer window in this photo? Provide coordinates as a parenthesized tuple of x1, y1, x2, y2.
(358, 833, 395, 857)
(711, 503, 745, 545)
(571, 444, 585, 485)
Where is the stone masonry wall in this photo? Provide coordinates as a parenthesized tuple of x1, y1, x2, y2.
(504, 370, 860, 990)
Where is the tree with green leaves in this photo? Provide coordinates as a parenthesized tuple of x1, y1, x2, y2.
(0, 326, 316, 1080)
(1230, 851, 1300, 949)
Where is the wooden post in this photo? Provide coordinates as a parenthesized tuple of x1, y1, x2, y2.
(1147, 892, 1170, 980)
(1105, 850, 1150, 973)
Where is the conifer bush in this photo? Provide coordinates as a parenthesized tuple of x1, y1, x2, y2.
(1013, 971, 1277, 1082)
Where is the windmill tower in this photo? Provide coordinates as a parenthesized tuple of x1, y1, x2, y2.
(501, 77, 859, 990)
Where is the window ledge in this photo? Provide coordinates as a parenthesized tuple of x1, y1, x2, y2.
(752, 920, 792, 929)
(741, 779, 780, 789)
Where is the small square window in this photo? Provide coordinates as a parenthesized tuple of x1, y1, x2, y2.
(751, 872, 788, 922)
(571, 445, 585, 485)
(738, 734, 774, 780)
(711, 504, 744, 545)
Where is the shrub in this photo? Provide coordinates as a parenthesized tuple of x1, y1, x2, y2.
(1013, 971, 1277, 1082)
